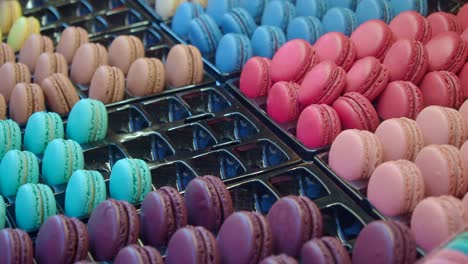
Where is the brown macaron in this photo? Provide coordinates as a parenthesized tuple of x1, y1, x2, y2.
(70, 43, 108, 85)
(0, 43, 15, 68)
(89, 65, 125, 104)
(127, 58, 165, 97)
(18, 34, 54, 73)
(0, 94, 6, 120)
(56, 26, 89, 64)
(34, 52, 68, 85)
(0, 62, 31, 103)
(41, 73, 80, 115)
(165, 44, 204, 88)
(9, 83, 45, 124)
(108, 35, 145, 75)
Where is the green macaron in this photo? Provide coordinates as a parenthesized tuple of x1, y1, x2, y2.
(42, 139, 84, 186)
(0, 150, 39, 197)
(15, 183, 57, 231)
(65, 170, 106, 219)
(0, 195, 6, 229)
(0, 119, 21, 160)
(66, 99, 108, 144)
(24, 112, 64, 155)
(109, 158, 152, 204)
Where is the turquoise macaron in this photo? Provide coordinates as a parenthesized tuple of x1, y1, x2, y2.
(322, 7, 358, 36)
(15, 183, 57, 231)
(261, 0, 296, 31)
(65, 170, 106, 219)
(109, 158, 152, 204)
(66, 99, 108, 145)
(0, 195, 5, 229)
(0, 150, 39, 197)
(0, 119, 21, 160)
(445, 232, 468, 254)
(251, 25, 286, 59)
(24, 112, 64, 156)
(215, 33, 253, 73)
(42, 139, 85, 186)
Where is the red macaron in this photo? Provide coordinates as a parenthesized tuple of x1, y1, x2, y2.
(314, 32, 356, 71)
(350, 19, 395, 61)
(425, 31, 468, 74)
(427, 12, 463, 37)
(332, 92, 380, 132)
(389, 11, 432, 44)
(420, 71, 464, 109)
(240, 57, 272, 98)
(377, 81, 423, 120)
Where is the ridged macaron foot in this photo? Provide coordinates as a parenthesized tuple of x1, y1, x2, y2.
(356, 0, 393, 25)
(322, 8, 357, 37)
(0, 119, 22, 160)
(9, 83, 45, 125)
(350, 20, 395, 61)
(70, 43, 109, 85)
(34, 52, 69, 85)
(18, 34, 54, 72)
(389, 11, 431, 44)
(24, 112, 64, 155)
(267, 81, 300, 123)
(114, 245, 163, 264)
(15, 183, 57, 231)
(221, 7, 257, 37)
(66, 99, 108, 144)
(0, 196, 4, 229)
(260, 254, 298, 264)
(314, 32, 356, 71)
(35, 215, 89, 264)
(425, 32, 467, 74)
(127, 58, 165, 97)
(239, 56, 272, 98)
(89, 65, 125, 104)
(377, 81, 423, 120)
(217, 211, 273, 264)
(261, 0, 295, 31)
(251, 25, 286, 59)
(0, 43, 15, 68)
(0, 150, 39, 197)
(109, 158, 152, 204)
(390, 0, 428, 16)
(460, 62, 468, 98)
(215, 33, 252, 73)
(185, 175, 234, 232)
(140, 186, 188, 248)
(0, 62, 31, 103)
(427, 12, 463, 37)
(332, 92, 380, 132)
(0, 228, 34, 264)
(56, 26, 89, 64)
(65, 170, 106, 219)
(7, 16, 40, 52)
(172, 2, 204, 39)
(41, 73, 80, 115)
(0, 0, 22, 34)
(188, 14, 223, 57)
(286, 16, 323, 45)
(301, 236, 352, 264)
(166, 44, 204, 88)
(420, 71, 463, 109)
(108, 35, 145, 75)
(42, 139, 84, 186)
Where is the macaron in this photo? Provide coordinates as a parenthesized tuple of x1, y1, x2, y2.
(7, 16, 40, 52)
(140, 187, 188, 247)
(166, 226, 220, 264)
(215, 33, 252, 73)
(172, 2, 205, 39)
(377, 81, 423, 120)
(389, 11, 432, 44)
(18, 34, 54, 73)
(87, 199, 139, 261)
(267, 81, 300, 123)
(375, 118, 424, 161)
(65, 170, 106, 219)
(260, 254, 298, 264)
(35, 215, 89, 264)
(127, 58, 165, 97)
(165, 44, 204, 88)
(70, 43, 109, 85)
(427, 12, 463, 37)
(241, 0, 265, 22)
(108, 35, 145, 75)
(206, 0, 239, 25)
(0, 62, 31, 103)
(423, 249, 468, 263)
(344, 56, 389, 101)
(390, 0, 428, 16)
(9, 83, 45, 125)
(420, 71, 463, 109)
(0, 94, 5, 120)
(239, 56, 272, 98)
(66, 99, 108, 144)
(0, 196, 4, 229)
(41, 73, 80, 115)
(109, 158, 152, 204)
(286, 16, 323, 45)
(350, 20, 395, 61)
(217, 211, 273, 264)
(458, 3, 468, 29)
(24, 112, 64, 155)
(188, 14, 223, 57)
(0, 150, 39, 197)
(460, 63, 468, 98)
(185, 175, 234, 232)
(0, 229, 33, 264)
(42, 139, 84, 186)
(301, 236, 352, 264)
(155, 0, 185, 20)
(0, 119, 21, 160)
(267, 195, 322, 257)
(114, 245, 163, 264)
(261, 0, 295, 31)
(313, 32, 356, 71)
(355, 0, 393, 25)
(0, 43, 15, 68)
(332, 92, 380, 132)
(56, 26, 89, 64)
(322, 7, 357, 36)
(15, 183, 57, 231)
(329, 129, 384, 181)
(89, 65, 125, 104)
(34, 52, 69, 85)
(251, 25, 286, 59)
(425, 32, 467, 74)
(221, 7, 257, 37)
(353, 220, 417, 264)
(0, 0, 22, 34)
(444, 232, 468, 255)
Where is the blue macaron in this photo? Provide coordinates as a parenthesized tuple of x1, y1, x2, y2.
(295, 0, 327, 18)
(206, 0, 240, 25)
(172, 2, 205, 40)
(24, 112, 64, 156)
(188, 14, 223, 58)
(241, 0, 266, 22)
(66, 99, 108, 145)
(390, 0, 428, 16)
(0, 195, 5, 229)
(356, 0, 394, 24)
(0, 150, 39, 197)
(322, 7, 357, 36)
(109, 158, 152, 204)
(215, 33, 253, 73)
(328, 0, 358, 10)
(65, 170, 106, 219)
(261, 0, 296, 31)
(287, 16, 323, 44)
(221, 7, 257, 37)
(0, 120, 21, 160)
(15, 183, 57, 231)
(251, 25, 286, 58)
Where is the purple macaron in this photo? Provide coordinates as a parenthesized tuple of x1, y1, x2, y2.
(0, 228, 34, 264)
(114, 245, 163, 264)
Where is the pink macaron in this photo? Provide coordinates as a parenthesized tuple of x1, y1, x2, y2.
(425, 32, 467, 74)
(267, 81, 300, 123)
(389, 11, 432, 44)
(459, 63, 468, 98)
(427, 12, 463, 37)
(0, 43, 15, 68)
(462, 28, 468, 42)
(239, 57, 272, 98)
(332, 92, 380, 132)
(56, 26, 89, 64)
(459, 99, 468, 129)
(377, 81, 423, 120)
(458, 4, 468, 29)
(420, 71, 463, 109)
(313, 32, 356, 71)
(350, 20, 395, 62)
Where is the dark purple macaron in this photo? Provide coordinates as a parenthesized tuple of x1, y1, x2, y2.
(87, 199, 140, 261)
(260, 254, 299, 264)
(0, 228, 34, 264)
(184, 175, 234, 232)
(114, 245, 163, 264)
(140, 187, 188, 248)
(217, 211, 273, 264)
(301, 236, 351, 264)
(35, 215, 89, 264)
(267, 195, 323, 257)
(352, 220, 416, 264)
(166, 226, 220, 264)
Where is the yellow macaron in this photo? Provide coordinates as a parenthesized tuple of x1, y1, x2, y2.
(0, 0, 22, 34)
(7, 16, 40, 52)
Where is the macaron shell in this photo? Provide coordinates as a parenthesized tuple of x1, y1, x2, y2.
(425, 32, 468, 73)
(110, 158, 152, 204)
(458, 4, 468, 28)
(297, 104, 342, 148)
(389, 11, 432, 44)
(322, 7, 357, 37)
(9, 83, 45, 125)
(127, 58, 165, 97)
(18, 34, 54, 73)
(459, 63, 468, 98)
(0, 62, 31, 103)
(0, 94, 6, 120)
(188, 14, 223, 57)
(71, 43, 109, 85)
(252, 25, 286, 59)
(0, 150, 40, 197)
(267, 81, 300, 123)
(377, 81, 423, 120)
(286, 16, 323, 45)
(89, 65, 125, 104)
(65, 170, 106, 218)
(0, 120, 22, 160)
(42, 139, 84, 186)
(172, 2, 205, 39)
(332, 92, 380, 131)
(427, 12, 463, 37)
(301, 237, 351, 264)
(261, 0, 295, 31)
(0, 229, 34, 264)
(41, 73, 80, 115)
(108, 36, 145, 75)
(7, 16, 40, 52)
(114, 245, 163, 264)
(0, 43, 15, 67)
(34, 52, 69, 85)
(66, 99, 108, 144)
(356, 0, 393, 25)
(313, 32, 356, 71)
(165, 44, 203, 88)
(420, 71, 463, 109)
(350, 20, 395, 61)
(239, 57, 272, 98)
(215, 33, 253, 73)
(221, 8, 257, 37)
(0, 0, 22, 34)
(56, 26, 89, 64)
(15, 183, 57, 231)
(24, 111, 65, 155)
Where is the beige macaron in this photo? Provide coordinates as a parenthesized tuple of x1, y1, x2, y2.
(70, 43, 109, 85)
(165, 44, 204, 88)
(89, 65, 126, 104)
(108, 35, 145, 75)
(0, 62, 31, 103)
(0, 43, 15, 68)
(56, 26, 89, 64)
(18, 34, 54, 72)
(127, 58, 165, 97)
(34, 52, 68, 85)
(41, 73, 80, 115)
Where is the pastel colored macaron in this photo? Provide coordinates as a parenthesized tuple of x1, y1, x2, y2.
(322, 7, 357, 37)
(355, 0, 394, 25)
(56, 26, 89, 64)
(109, 158, 152, 204)
(420, 71, 463, 109)
(24, 112, 64, 155)
(460, 63, 468, 98)
(70, 43, 109, 85)
(34, 52, 69, 85)
(286, 16, 323, 45)
(0, 150, 39, 197)
(18, 34, 54, 73)
(329, 129, 384, 181)
(377, 81, 423, 120)
(458, 3, 468, 29)
(15, 183, 57, 231)
(35, 215, 89, 264)
(261, 0, 295, 31)
(0, 120, 21, 160)
(239, 57, 272, 98)
(165, 44, 203, 88)
(0, 229, 33, 264)
(66, 99, 108, 144)
(345, 56, 389, 101)
(65, 170, 106, 219)
(155, 0, 185, 20)
(295, 0, 327, 18)
(7, 16, 40, 52)
(127, 58, 165, 97)
(241, 0, 265, 22)
(89, 65, 125, 104)
(390, 0, 428, 16)
(0, 62, 31, 103)
(188, 14, 223, 57)
(261, 254, 298, 264)
(301, 237, 351, 264)
(389, 11, 432, 44)
(172, 2, 204, 39)
(114, 245, 163, 264)
(350, 20, 395, 61)
(42, 139, 84, 186)
(9, 83, 45, 125)
(215, 33, 252, 73)
(251, 25, 286, 59)
(206, 0, 239, 25)
(41, 73, 80, 115)
(221, 8, 257, 37)
(332, 92, 380, 132)
(267, 81, 300, 123)
(425, 32, 467, 74)
(217, 211, 273, 264)
(427, 12, 463, 37)
(314, 32, 356, 72)
(0, 43, 15, 68)
(0, 0, 22, 34)
(108, 35, 145, 75)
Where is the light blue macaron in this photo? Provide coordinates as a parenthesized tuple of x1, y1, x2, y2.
(172, 2, 204, 40)
(42, 139, 84, 186)
(206, 0, 241, 25)
(188, 14, 223, 58)
(328, 0, 358, 10)
(0, 150, 39, 197)
(66, 99, 108, 145)
(261, 0, 296, 31)
(390, 0, 428, 16)
(322, 7, 357, 36)
(240, 0, 266, 22)
(65, 170, 106, 219)
(15, 183, 57, 231)
(215, 33, 253, 73)
(295, 0, 327, 18)
(0, 195, 6, 229)
(0, 120, 21, 160)
(109, 158, 152, 204)
(24, 112, 64, 156)
(221, 7, 257, 37)
(251, 25, 286, 58)
(356, 0, 394, 25)
(287, 16, 323, 44)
